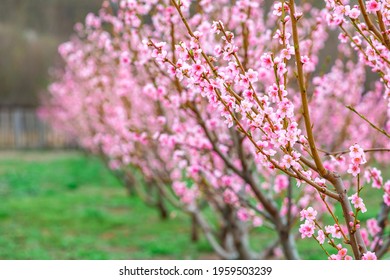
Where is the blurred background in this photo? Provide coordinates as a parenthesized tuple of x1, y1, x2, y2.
(0, 0, 103, 149)
(0, 0, 216, 260)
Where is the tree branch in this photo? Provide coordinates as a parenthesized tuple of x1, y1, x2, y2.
(289, 0, 327, 177)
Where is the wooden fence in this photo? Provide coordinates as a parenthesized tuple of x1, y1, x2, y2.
(0, 107, 76, 149)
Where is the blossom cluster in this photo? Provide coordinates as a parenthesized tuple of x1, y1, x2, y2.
(325, 0, 390, 118)
(299, 207, 317, 239)
(40, 0, 390, 260)
(347, 144, 367, 177)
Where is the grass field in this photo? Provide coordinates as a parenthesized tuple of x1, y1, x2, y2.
(0, 151, 387, 260)
(0, 151, 213, 259)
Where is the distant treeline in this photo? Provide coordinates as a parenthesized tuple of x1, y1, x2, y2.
(0, 0, 103, 106)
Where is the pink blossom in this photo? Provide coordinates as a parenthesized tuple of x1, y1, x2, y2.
(261, 53, 274, 68)
(316, 230, 325, 244)
(384, 182, 390, 206)
(192, 62, 205, 77)
(253, 216, 263, 227)
(120, 51, 131, 65)
(300, 207, 318, 221)
(347, 164, 360, 177)
(362, 251, 377, 260)
(281, 46, 294, 60)
(301, 55, 310, 64)
(348, 193, 367, 213)
(246, 69, 259, 83)
(274, 174, 289, 193)
(347, 7, 360, 19)
(365, 1, 381, 13)
(325, 224, 343, 239)
(173, 182, 187, 196)
(349, 144, 364, 158)
(237, 208, 250, 222)
(223, 189, 238, 204)
(384, 193, 390, 206)
(299, 220, 315, 239)
(367, 219, 381, 237)
(273, 2, 289, 17)
(211, 21, 223, 34)
(365, 168, 383, 188)
(338, 248, 348, 258)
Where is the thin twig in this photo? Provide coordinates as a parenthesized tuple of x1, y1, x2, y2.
(321, 147, 390, 157)
(346, 105, 390, 139)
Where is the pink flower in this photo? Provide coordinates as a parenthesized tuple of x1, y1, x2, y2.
(120, 51, 130, 65)
(151, 42, 167, 62)
(267, 83, 280, 102)
(246, 69, 259, 83)
(330, 247, 352, 260)
(261, 53, 274, 68)
(347, 164, 360, 177)
(384, 193, 390, 206)
(239, 100, 253, 114)
(338, 33, 348, 43)
(384, 182, 390, 193)
(238, 74, 250, 88)
(348, 193, 367, 213)
(367, 219, 381, 237)
(273, 30, 291, 45)
(237, 208, 250, 221)
(365, 168, 383, 188)
(384, 182, 390, 206)
(365, 1, 381, 13)
(329, 254, 341, 260)
(281, 154, 298, 169)
(211, 21, 223, 34)
(253, 216, 263, 227)
(301, 55, 310, 64)
(362, 251, 377, 260)
(352, 35, 361, 46)
(276, 61, 287, 76)
(223, 189, 238, 204)
(181, 189, 197, 204)
(243, 89, 254, 100)
(173, 182, 186, 196)
(316, 230, 325, 244)
(299, 220, 315, 239)
(192, 62, 205, 77)
(325, 224, 343, 239)
(349, 144, 364, 158)
(274, 174, 289, 193)
(281, 45, 294, 60)
(347, 8, 361, 19)
(273, 2, 289, 17)
(338, 248, 348, 258)
(214, 45, 223, 57)
(300, 207, 318, 221)
(314, 177, 326, 186)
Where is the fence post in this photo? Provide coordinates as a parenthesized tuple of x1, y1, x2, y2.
(13, 108, 24, 148)
(0, 106, 74, 149)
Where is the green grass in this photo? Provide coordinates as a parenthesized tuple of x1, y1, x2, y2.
(0, 151, 387, 260)
(0, 151, 213, 259)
